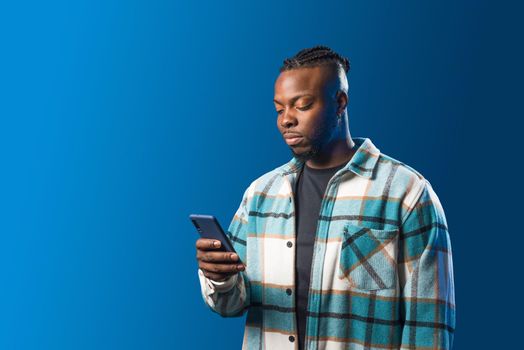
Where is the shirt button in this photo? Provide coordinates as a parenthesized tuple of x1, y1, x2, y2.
(287, 241, 293, 248)
(289, 335, 295, 342)
(286, 288, 292, 295)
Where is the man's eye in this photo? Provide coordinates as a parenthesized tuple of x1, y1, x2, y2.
(276, 110, 284, 115)
(297, 103, 312, 111)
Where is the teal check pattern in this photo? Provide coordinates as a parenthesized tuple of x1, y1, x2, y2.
(198, 137, 456, 350)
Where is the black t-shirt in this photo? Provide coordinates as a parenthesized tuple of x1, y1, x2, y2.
(294, 162, 346, 350)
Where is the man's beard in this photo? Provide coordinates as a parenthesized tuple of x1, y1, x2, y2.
(291, 138, 322, 163)
(290, 117, 337, 163)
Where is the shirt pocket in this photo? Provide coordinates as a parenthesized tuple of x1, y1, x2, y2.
(337, 223, 399, 291)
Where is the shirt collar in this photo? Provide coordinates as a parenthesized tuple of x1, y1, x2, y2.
(279, 137, 381, 179)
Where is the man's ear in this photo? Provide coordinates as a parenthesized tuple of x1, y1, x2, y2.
(336, 90, 348, 115)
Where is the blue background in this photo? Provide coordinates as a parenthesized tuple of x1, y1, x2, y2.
(1, 0, 522, 349)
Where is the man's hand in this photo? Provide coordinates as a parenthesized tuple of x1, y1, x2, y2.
(196, 238, 246, 282)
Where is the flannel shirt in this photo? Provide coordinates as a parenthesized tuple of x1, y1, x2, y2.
(198, 137, 456, 350)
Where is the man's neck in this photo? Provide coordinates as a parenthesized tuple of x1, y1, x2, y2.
(305, 137, 356, 169)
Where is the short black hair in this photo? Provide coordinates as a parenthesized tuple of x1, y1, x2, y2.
(279, 45, 350, 73)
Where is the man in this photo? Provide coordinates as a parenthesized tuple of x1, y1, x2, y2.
(196, 46, 456, 350)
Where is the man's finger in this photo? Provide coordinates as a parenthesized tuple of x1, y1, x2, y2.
(196, 239, 221, 250)
(199, 261, 245, 273)
(198, 251, 239, 263)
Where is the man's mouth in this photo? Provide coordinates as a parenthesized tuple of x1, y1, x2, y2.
(285, 136, 303, 146)
(284, 133, 303, 146)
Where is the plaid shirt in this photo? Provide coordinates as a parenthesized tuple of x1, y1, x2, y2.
(198, 137, 456, 350)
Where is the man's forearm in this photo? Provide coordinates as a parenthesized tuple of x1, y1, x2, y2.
(198, 269, 250, 317)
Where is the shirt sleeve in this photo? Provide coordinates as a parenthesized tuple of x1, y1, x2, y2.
(197, 183, 253, 317)
(398, 179, 456, 349)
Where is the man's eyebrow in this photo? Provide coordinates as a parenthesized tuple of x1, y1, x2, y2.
(273, 93, 314, 105)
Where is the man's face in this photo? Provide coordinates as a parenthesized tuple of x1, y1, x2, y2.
(274, 65, 340, 162)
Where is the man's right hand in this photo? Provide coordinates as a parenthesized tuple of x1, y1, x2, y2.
(196, 238, 246, 282)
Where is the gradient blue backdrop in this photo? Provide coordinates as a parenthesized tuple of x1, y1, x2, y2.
(1, 0, 522, 349)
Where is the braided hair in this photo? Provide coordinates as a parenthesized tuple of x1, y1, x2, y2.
(280, 45, 350, 73)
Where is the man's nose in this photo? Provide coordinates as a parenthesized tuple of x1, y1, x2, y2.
(280, 109, 298, 128)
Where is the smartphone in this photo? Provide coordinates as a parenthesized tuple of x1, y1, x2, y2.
(189, 214, 241, 262)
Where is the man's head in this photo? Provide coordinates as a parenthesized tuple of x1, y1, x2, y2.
(274, 46, 350, 163)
